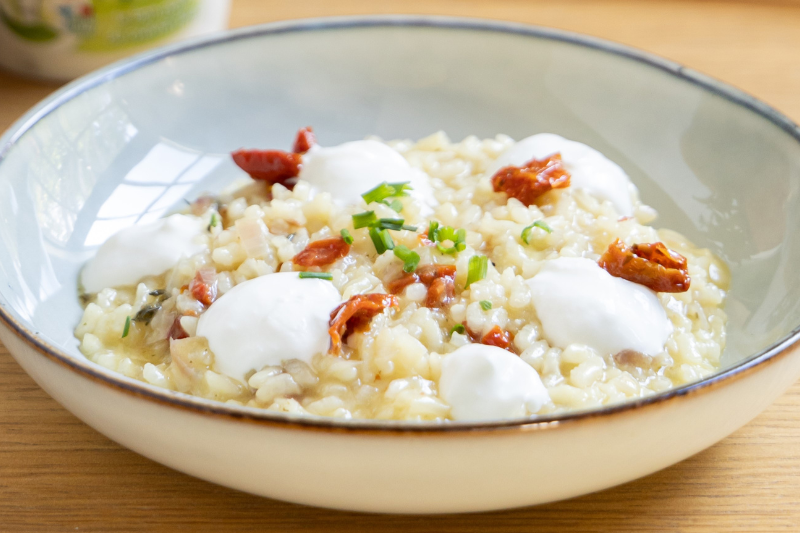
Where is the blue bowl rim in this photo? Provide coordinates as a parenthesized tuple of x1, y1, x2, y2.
(1, 14, 799, 433)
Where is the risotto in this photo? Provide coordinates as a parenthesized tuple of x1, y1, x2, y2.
(74, 129, 729, 421)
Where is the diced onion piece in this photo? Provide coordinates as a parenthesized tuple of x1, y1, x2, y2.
(235, 217, 270, 258)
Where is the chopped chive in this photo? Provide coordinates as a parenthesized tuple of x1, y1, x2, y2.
(480, 300, 492, 311)
(207, 213, 219, 231)
(383, 199, 403, 212)
(393, 245, 421, 273)
(361, 181, 412, 205)
(299, 272, 333, 280)
(340, 228, 354, 245)
(377, 218, 405, 231)
(387, 181, 412, 195)
(451, 323, 466, 335)
(352, 211, 378, 229)
(434, 225, 467, 254)
(362, 182, 396, 204)
(369, 227, 395, 254)
(428, 221, 439, 241)
(466, 254, 488, 288)
(122, 316, 131, 338)
(521, 220, 553, 244)
(374, 218, 420, 232)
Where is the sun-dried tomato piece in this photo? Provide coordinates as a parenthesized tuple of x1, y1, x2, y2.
(598, 239, 691, 293)
(386, 264, 457, 308)
(480, 325, 513, 351)
(189, 268, 218, 306)
(631, 242, 688, 271)
(385, 273, 418, 295)
(292, 237, 351, 268)
(168, 316, 189, 340)
(491, 153, 570, 206)
(231, 149, 301, 188)
(329, 294, 399, 354)
(426, 276, 455, 308)
(418, 265, 457, 308)
(292, 126, 317, 153)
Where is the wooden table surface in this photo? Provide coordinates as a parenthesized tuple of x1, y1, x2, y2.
(2, 1, 800, 530)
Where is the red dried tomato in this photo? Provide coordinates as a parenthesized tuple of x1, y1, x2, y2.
(189, 269, 218, 306)
(328, 294, 399, 354)
(386, 264, 457, 308)
(598, 239, 691, 293)
(292, 237, 351, 268)
(480, 325, 512, 351)
(231, 149, 301, 188)
(292, 126, 317, 153)
(168, 316, 189, 340)
(491, 153, 570, 206)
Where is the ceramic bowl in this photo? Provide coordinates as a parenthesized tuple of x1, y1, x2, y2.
(2, 16, 800, 514)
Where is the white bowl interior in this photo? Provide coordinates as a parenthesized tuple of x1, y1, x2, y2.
(1, 20, 799, 392)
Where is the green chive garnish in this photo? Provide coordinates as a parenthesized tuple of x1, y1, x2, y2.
(480, 300, 492, 311)
(428, 221, 439, 241)
(299, 272, 333, 280)
(361, 181, 412, 204)
(207, 213, 219, 231)
(376, 218, 418, 232)
(122, 316, 131, 338)
(340, 228, 354, 245)
(369, 227, 395, 254)
(352, 211, 378, 229)
(521, 220, 553, 244)
(466, 254, 488, 288)
(384, 199, 403, 212)
(393, 245, 421, 273)
(451, 323, 466, 335)
(434, 226, 467, 254)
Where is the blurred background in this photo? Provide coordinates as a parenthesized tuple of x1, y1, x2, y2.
(1, 1, 799, 531)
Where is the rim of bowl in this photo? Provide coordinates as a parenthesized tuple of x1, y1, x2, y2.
(2, 15, 800, 435)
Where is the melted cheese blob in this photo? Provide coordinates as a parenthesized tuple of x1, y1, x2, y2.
(196, 272, 341, 382)
(528, 257, 672, 356)
(487, 133, 635, 216)
(439, 344, 549, 421)
(81, 214, 206, 294)
(300, 140, 436, 211)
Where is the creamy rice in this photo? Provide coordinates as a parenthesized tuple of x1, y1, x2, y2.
(74, 132, 729, 421)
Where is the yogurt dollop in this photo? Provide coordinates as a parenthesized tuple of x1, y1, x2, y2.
(527, 257, 672, 356)
(439, 344, 549, 421)
(196, 272, 341, 383)
(299, 140, 435, 211)
(81, 214, 206, 294)
(487, 133, 635, 216)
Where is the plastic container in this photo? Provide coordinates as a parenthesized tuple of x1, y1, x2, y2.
(0, 0, 231, 81)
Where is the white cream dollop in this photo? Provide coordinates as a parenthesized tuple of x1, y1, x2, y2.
(527, 257, 672, 356)
(299, 140, 435, 211)
(439, 344, 549, 421)
(487, 133, 635, 216)
(196, 272, 341, 383)
(81, 214, 206, 294)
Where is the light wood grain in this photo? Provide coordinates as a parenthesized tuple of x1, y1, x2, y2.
(1, 1, 800, 531)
